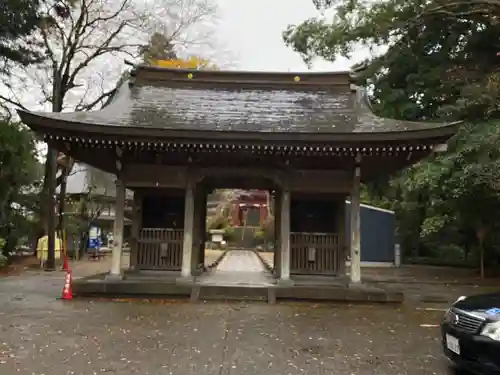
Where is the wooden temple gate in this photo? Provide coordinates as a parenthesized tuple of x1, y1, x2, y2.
(19, 64, 458, 284)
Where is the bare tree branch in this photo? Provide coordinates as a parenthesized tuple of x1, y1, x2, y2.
(0, 95, 28, 111)
(414, 0, 500, 23)
(58, 0, 89, 90)
(75, 87, 116, 111)
(3, 0, 220, 245)
(4, 0, 220, 116)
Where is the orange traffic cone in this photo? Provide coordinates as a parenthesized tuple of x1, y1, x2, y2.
(62, 253, 69, 271)
(60, 270, 73, 300)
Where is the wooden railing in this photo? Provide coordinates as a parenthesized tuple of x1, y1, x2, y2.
(290, 232, 340, 275)
(137, 228, 184, 270)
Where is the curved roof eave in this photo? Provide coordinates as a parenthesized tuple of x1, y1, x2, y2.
(17, 108, 460, 144)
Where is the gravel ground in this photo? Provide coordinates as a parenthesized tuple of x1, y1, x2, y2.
(0, 269, 460, 375)
(0, 253, 489, 375)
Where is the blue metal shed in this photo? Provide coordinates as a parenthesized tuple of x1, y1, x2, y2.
(345, 201, 396, 263)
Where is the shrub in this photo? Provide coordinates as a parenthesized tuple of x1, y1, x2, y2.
(253, 229, 265, 245)
(0, 254, 8, 268)
(224, 226, 235, 242)
(260, 216, 275, 242)
(207, 214, 230, 230)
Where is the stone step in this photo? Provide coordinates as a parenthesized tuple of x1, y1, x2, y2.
(197, 285, 270, 302)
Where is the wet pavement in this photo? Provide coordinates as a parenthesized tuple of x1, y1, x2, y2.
(0, 269, 459, 375)
(198, 250, 274, 286)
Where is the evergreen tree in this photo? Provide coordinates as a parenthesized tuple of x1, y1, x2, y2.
(0, 0, 41, 74)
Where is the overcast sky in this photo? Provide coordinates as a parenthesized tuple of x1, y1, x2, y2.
(214, 0, 369, 72)
(4, 0, 374, 119)
(22, 0, 374, 161)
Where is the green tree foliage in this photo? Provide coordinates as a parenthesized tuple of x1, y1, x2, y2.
(283, 0, 500, 275)
(0, 0, 41, 75)
(141, 32, 177, 63)
(0, 119, 42, 256)
(284, 0, 500, 120)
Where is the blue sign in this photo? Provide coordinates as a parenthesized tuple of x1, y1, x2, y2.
(89, 226, 100, 240)
(88, 237, 101, 250)
(88, 226, 102, 250)
(486, 308, 500, 316)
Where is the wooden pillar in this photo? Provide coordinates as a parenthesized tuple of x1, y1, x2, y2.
(129, 190, 142, 271)
(191, 185, 205, 273)
(336, 199, 346, 277)
(179, 181, 195, 280)
(199, 189, 207, 267)
(273, 191, 282, 277)
(277, 187, 292, 284)
(191, 187, 200, 273)
(349, 156, 362, 284)
(108, 179, 125, 279)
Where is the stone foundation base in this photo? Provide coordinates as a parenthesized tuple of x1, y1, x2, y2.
(72, 274, 404, 304)
(176, 276, 195, 284)
(105, 273, 123, 281)
(275, 278, 294, 286)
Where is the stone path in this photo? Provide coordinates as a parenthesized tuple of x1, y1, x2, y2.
(216, 250, 266, 272)
(198, 250, 274, 286)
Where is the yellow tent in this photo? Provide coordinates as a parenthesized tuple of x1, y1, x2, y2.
(36, 234, 63, 264)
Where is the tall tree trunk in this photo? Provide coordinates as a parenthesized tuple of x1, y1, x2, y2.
(33, 162, 50, 257)
(480, 245, 485, 279)
(2, 227, 17, 258)
(56, 166, 70, 259)
(1, 194, 15, 258)
(45, 147, 57, 270)
(0, 188, 12, 230)
(44, 80, 64, 271)
(78, 231, 88, 261)
(476, 225, 487, 279)
(464, 242, 470, 261)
